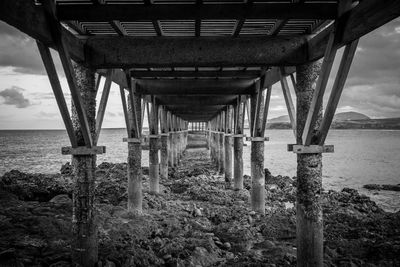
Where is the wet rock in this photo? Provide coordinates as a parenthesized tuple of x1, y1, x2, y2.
(49, 194, 71, 204)
(0, 170, 72, 202)
(364, 184, 400, 192)
(60, 162, 72, 175)
(187, 247, 221, 267)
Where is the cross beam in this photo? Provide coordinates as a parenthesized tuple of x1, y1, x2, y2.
(136, 79, 255, 95)
(85, 36, 309, 68)
(155, 95, 238, 106)
(131, 70, 262, 78)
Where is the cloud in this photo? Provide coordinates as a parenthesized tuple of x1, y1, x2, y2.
(0, 21, 63, 75)
(0, 86, 31, 108)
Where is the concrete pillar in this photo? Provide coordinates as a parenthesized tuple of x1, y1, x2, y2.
(160, 134, 168, 179)
(168, 132, 173, 167)
(70, 62, 98, 266)
(210, 132, 215, 162)
(127, 92, 142, 214)
(149, 136, 159, 193)
(224, 134, 233, 187)
(127, 141, 142, 213)
(173, 132, 178, 167)
(233, 136, 244, 190)
(218, 132, 225, 174)
(296, 60, 323, 267)
(251, 140, 265, 214)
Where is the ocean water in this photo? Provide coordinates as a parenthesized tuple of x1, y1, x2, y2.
(0, 129, 399, 211)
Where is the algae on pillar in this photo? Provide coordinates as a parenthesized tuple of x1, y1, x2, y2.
(70, 62, 98, 265)
(295, 60, 324, 267)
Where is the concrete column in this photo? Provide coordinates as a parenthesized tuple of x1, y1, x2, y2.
(160, 134, 168, 179)
(127, 92, 142, 214)
(224, 134, 233, 187)
(218, 132, 225, 174)
(251, 140, 265, 214)
(233, 136, 244, 190)
(210, 132, 214, 162)
(296, 60, 323, 267)
(168, 132, 173, 167)
(127, 142, 142, 213)
(176, 132, 181, 164)
(70, 62, 98, 266)
(213, 132, 218, 165)
(173, 132, 178, 167)
(149, 136, 159, 193)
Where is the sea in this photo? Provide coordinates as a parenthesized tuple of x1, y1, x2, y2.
(1, 129, 399, 212)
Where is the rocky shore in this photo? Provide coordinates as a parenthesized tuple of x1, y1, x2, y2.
(0, 148, 399, 266)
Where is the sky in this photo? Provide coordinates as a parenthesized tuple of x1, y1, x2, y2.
(0, 18, 399, 130)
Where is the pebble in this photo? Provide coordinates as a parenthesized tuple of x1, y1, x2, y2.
(215, 240, 223, 247)
(162, 254, 172, 261)
(194, 208, 202, 217)
(223, 242, 231, 250)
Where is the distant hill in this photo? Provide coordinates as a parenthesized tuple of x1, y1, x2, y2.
(333, 112, 370, 121)
(267, 112, 400, 130)
(268, 115, 290, 123)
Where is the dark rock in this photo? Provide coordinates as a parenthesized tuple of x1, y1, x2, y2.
(60, 162, 72, 175)
(364, 184, 400, 192)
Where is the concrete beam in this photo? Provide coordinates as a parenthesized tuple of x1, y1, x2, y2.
(136, 79, 255, 95)
(56, 3, 338, 21)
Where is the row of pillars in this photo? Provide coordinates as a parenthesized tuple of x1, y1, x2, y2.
(207, 61, 325, 266)
(42, 58, 325, 266)
(190, 122, 206, 132)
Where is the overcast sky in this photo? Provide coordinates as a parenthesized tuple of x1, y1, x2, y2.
(0, 18, 399, 130)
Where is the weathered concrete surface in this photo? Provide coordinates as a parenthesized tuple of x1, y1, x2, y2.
(250, 141, 265, 215)
(70, 61, 98, 266)
(295, 60, 324, 267)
